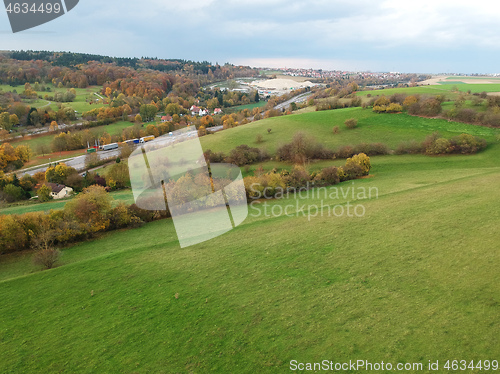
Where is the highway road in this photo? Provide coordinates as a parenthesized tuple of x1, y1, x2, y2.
(19, 129, 202, 176)
(273, 92, 313, 111)
(13, 94, 300, 177)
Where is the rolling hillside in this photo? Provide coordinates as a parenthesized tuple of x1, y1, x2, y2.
(1, 109, 500, 372)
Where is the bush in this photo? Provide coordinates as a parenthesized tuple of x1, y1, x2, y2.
(336, 145, 355, 159)
(350, 97, 362, 107)
(286, 165, 311, 187)
(119, 144, 133, 160)
(390, 93, 407, 105)
(407, 102, 421, 115)
(316, 98, 343, 111)
(1, 183, 25, 203)
(93, 174, 106, 187)
(0, 215, 27, 254)
(482, 112, 500, 127)
(243, 172, 287, 199)
(276, 132, 334, 163)
(64, 173, 84, 192)
(455, 108, 477, 123)
(345, 153, 371, 176)
(204, 149, 226, 164)
(109, 203, 134, 229)
(64, 185, 112, 236)
(311, 145, 334, 160)
(332, 126, 340, 134)
(345, 118, 358, 129)
(426, 138, 451, 154)
(37, 184, 52, 202)
(106, 163, 130, 189)
(374, 96, 390, 106)
(315, 166, 340, 185)
(341, 163, 363, 180)
(264, 109, 281, 118)
(449, 133, 487, 154)
(255, 134, 263, 144)
(403, 95, 419, 108)
(353, 143, 390, 156)
(128, 204, 156, 223)
(419, 132, 487, 155)
(227, 145, 268, 166)
(33, 248, 61, 269)
(45, 163, 78, 184)
(472, 96, 484, 107)
(419, 98, 442, 117)
(386, 103, 403, 113)
(396, 140, 424, 154)
(20, 174, 36, 191)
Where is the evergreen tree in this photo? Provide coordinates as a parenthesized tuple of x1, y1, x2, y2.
(12, 174, 20, 187)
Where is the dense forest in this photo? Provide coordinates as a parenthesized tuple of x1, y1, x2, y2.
(9, 50, 218, 74)
(0, 50, 257, 87)
(0, 50, 261, 130)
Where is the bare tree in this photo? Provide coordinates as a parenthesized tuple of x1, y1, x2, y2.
(32, 224, 60, 270)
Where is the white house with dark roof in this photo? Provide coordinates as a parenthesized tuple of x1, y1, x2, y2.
(39, 183, 73, 200)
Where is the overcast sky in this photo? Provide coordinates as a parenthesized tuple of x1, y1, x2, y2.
(1, 0, 500, 73)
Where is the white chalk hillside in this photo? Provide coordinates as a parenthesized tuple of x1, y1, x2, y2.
(250, 78, 315, 90)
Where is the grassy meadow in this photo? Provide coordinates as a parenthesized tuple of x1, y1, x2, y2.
(225, 101, 267, 114)
(10, 121, 136, 158)
(1, 106, 500, 372)
(0, 189, 134, 216)
(358, 83, 500, 99)
(0, 83, 105, 114)
(200, 107, 500, 154)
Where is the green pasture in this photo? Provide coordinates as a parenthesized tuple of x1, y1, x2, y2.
(200, 107, 500, 154)
(0, 189, 134, 216)
(1, 105, 500, 373)
(1, 145, 499, 372)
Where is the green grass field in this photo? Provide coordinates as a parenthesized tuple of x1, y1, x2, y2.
(90, 121, 136, 137)
(11, 132, 55, 151)
(1, 108, 500, 372)
(9, 121, 135, 157)
(0, 84, 22, 92)
(40, 84, 106, 113)
(358, 83, 500, 99)
(445, 76, 500, 81)
(0, 83, 105, 114)
(260, 70, 282, 76)
(2, 82, 108, 155)
(1, 149, 499, 372)
(0, 189, 134, 216)
(200, 107, 500, 154)
(226, 101, 267, 114)
(21, 98, 53, 109)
